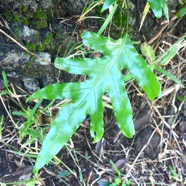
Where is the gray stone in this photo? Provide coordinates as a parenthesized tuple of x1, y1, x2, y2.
(65, 0, 93, 15)
(0, 79, 5, 90)
(134, 127, 161, 160)
(1, 51, 30, 71)
(42, 75, 55, 87)
(22, 78, 40, 94)
(19, 26, 38, 38)
(35, 52, 51, 65)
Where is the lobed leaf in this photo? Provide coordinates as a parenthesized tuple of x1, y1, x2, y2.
(29, 31, 161, 173)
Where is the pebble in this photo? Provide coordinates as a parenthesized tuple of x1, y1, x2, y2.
(134, 127, 161, 160)
(22, 78, 40, 94)
(35, 52, 51, 65)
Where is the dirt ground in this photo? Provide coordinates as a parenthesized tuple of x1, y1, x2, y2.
(0, 2, 186, 186)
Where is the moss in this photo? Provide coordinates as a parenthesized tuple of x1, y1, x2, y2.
(22, 18, 29, 26)
(35, 8, 47, 19)
(26, 43, 36, 51)
(38, 44, 45, 52)
(1, 2, 67, 55)
(36, 20, 48, 29)
(25, 62, 33, 68)
(13, 27, 21, 36)
(43, 33, 53, 45)
(2, 11, 13, 20)
(33, 33, 40, 40)
(20, 5, 28, 14)
(13, 15, 21, 23)
(46, 9, 54, 22)
(21, 61, 45, 78)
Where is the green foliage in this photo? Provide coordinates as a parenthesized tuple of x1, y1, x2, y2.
(176, 6, 186, 18)
(154, 67, 184, 88)
(141, 34, 186, 88)
(141, 43, 156, 62)
(0, 179, 38, 186)
(168, 165, 182, 182)
(153, 34, 186, 66)
(102, 0, 170, 19)
(109, 160, 131, 186)
(2, 71, 13, 95)
(147, 0, 162, 18)
(26, 42, 36, 51)
(2, 0, 184, 178)
(151, 34, 186, 88)
(177, 95, 185, 102)
(178, 0, 186, 4)
(29, 31, 161, 173)
(101, 0, 117, 12)
(147, 0, 169, 19)
(1, 0, 184, 183)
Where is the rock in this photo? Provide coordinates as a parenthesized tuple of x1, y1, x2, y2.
(64, 0, 93, 15)
(179, 121, 186, 137)
(1, 51, 30, 71)
(97, 178, 109, 186)
(35, 52, 51, 65)
(165, 104, 177, 125)
(10, 0, 54, 12)
(0, 102, 7, 117)
(42, 75, 55, 87)
(111, 159, 127, 172)
(0, 78, 5, 90)
(134, 127, 161, 160)
(22, 78, 40, 94)
(134, 104, 151, 130)
(183, 103, 186, 117)
(182, 149, 186, 175)
(18, 26, 38, 40)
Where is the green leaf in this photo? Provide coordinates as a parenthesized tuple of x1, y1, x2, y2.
(148, 0, 170, 19)
(2, 71, 8, 89)
(177, 95, 185, 102)
(155, 66, 184, 88)
(2, 70, 13, 95)
(161, 0, 169, 21)
(147, 0, 162, 18)
(29, 31, 161, 173)
(115, 177, 122, 185)
(178, 0, 185, 5)
(153, 34, 186, 65)
(57, 170, 71, 178)
(176, 6, 186, 18)
(141, 43, 156, 62)
(101, 0, 117, 12)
